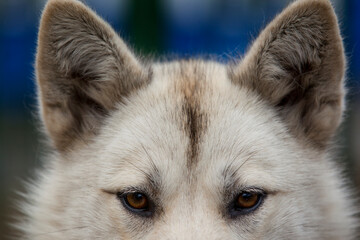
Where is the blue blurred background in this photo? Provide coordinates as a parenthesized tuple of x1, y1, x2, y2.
(0, 0, 359, 238)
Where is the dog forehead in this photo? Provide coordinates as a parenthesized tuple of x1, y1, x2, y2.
(97, 60, 226, 185)
(98, 60, 304, 192)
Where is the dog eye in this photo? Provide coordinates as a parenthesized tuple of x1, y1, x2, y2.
(125, 192, 148, 209)
(230, 190, 265, 217)
(236, 192, 259, 208)
(117, 192, 153, 217)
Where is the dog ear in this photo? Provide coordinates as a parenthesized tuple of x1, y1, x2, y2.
(231, 0, 345, 148)
(36, 0, 150, 152)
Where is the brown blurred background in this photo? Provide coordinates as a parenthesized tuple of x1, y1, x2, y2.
(0, 0, 359, 239)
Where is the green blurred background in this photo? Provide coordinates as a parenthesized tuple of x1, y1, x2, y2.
(1, 0, 359, 238)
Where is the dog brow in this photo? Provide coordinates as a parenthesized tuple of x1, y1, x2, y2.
(140, 144, 162, 190)
(222, 152, 255, 190)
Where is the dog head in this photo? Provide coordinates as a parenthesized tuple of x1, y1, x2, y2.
(26, 0, 356, 239)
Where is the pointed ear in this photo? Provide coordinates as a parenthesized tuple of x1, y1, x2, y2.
(36, 0, 150, 152)
(231, 0, 346, 148)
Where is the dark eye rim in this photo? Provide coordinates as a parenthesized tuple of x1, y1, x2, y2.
(117, 191, 154, 217)
(228, 189, 266, 218)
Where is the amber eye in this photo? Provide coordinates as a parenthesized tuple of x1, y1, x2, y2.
(230, 190, 264, 217)
(117, 191, 153, 217)
(124, 192, 149, 210)
(236, 192, 259, 209)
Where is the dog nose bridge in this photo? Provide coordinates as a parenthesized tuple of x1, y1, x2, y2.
(150, 207, 230, 240)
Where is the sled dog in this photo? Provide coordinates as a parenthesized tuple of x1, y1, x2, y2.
(19, 0, 357, 239)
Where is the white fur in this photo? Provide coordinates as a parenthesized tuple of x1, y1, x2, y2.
(19, 0, 358, 239)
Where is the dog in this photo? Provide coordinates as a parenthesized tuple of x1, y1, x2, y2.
(19, 0, 357, 239)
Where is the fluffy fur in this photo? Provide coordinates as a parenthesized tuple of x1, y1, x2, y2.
(19, 0, 357, 239)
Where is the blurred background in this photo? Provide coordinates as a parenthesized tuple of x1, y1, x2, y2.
(0, 0, 359, 238)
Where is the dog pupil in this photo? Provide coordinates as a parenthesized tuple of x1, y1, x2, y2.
(134, 193, 143, 201)
(241, 192, 253, 201)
